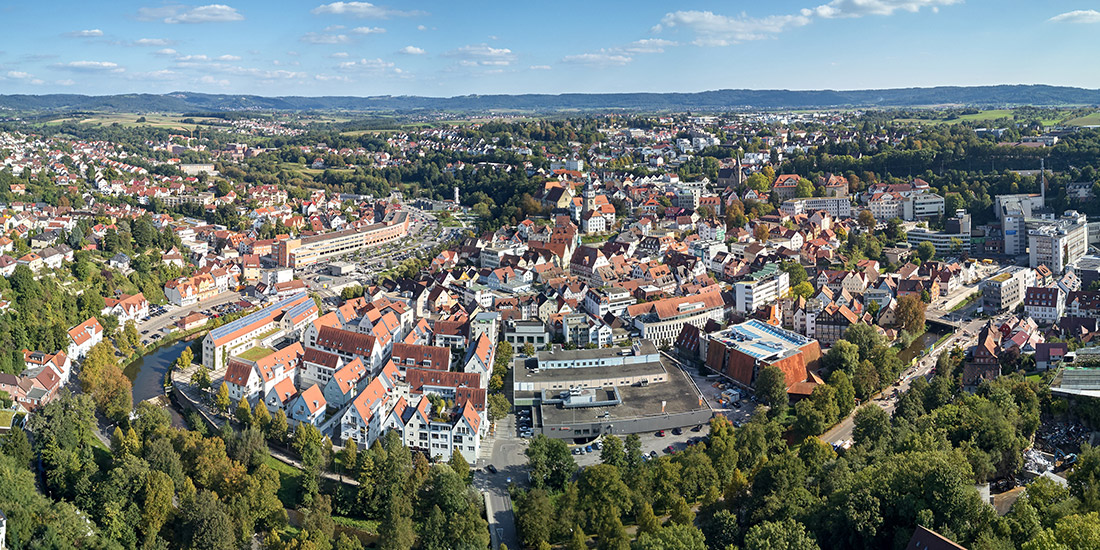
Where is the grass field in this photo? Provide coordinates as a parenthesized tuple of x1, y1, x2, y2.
(237, 346, 276, 361)
(1063, 112, 1100, 127)
(265, 455, 302, 508)
(891, 108, 1069, 126)
(40, 112, 226, 130)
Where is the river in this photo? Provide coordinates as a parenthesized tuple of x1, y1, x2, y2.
(896, 322, 953, 366)
(123, 340, 194, 404)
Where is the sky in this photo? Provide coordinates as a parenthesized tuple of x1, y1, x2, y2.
(1, 1, 1099, 97)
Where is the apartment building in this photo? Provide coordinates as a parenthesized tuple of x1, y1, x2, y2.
(223, 343, 304, 404)
(1023, 286, 1065, 325)
(981, 267, 1036, 312)
(1029, 211, 1088, 274)
(734, 264, 790, 314)
(626, 289, 726, 347)
(276, 212, 410, 268)
(780, 197, 852, 218)
(202, 293, 315, 369)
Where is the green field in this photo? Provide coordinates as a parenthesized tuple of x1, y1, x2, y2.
(1063, 112, 1100, 127)
(40, 112, 227, 130)
(891, 108, 1069, 126)
(237, 346, 276, 361)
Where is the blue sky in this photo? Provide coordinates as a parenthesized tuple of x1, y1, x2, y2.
(1, 1, 1099, 97)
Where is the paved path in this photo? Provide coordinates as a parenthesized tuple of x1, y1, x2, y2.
(475, 416, 523, 550)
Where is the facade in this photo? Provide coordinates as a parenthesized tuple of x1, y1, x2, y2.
(223, 343, 303, 404)
(981, 267, 1035, 312)
(1028, 211, 1089, 274)
(503, 319, 551, 348)
(1023, 286, 1065, 325)
(733, 264, 790, 314)
(780, 197, 852, 218)
(102, 293, 149, 324)
(276, 212, 410, 268)
(964, 323, 1001, 386)
(67, 317, 104, 360)
(583, 286, 634, 318)
(627, 290, 726, 347)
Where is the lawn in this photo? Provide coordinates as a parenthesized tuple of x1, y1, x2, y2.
(0, 410, 15, 430)
(264, 455, 302, 508)
(238, 346, 276, 362)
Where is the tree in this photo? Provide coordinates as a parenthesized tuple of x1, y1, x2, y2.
(829, 370, 856, 417)
(669, 495, 695, 525)
(214, 382, 231, 414)
(600, 434, 625, 468)
(634, 524, 707, 550)
(141, 470, 174, 543)
(379, 495, 416, 550)
(176, 347, 194, 370)
(636, 501, 660, 536)
(517, 489, 553, 547)
(176, 490, 236, 550)
(823, 340, 860, 375)
(916, 241, 936, 263)
(780, 261, 808, 286)
(753, 224, 770, 243)
(791, 282, 814, 299)
(858, 210, 876, 229)
(522, 342, 536, 356)
(253, 400, 271, 432)
(448, 450, 471, 485)
(488, 393, 511, 421)
(526, 435, 576, 491)
(1, 428, 33, 468)
(235, 397, 252, 426)
(852, 405, 891, 447)
(192, 366, 211, 389)
(795, 178, 814, 198)
(756, 365, 789, 418)
(269, 409, 290, 443)
(744, 519, 821, 550)
(843, 324, 883, 362)
(897, 294, 927, 334)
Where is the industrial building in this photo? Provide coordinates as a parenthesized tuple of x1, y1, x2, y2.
(276, 211, 410, 268)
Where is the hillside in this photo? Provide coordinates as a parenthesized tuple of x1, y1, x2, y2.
(3, 85, 1100, 114)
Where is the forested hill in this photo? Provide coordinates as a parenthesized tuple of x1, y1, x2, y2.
(3, 84, 1100, 113)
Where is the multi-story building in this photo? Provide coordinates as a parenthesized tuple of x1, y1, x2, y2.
(780, 197, 852, 218)
(626, 289, 726, 347)
(733, 264, 789, 314)
(814, 303, 858, 347)
(165, 273, 220, 306)
(583, 286, 634, 318)
(223, 343, 304, 404)
(275, 211, 410, 268)
(700, 319, 822, 398)
(1028, 211, 1089, 274)
(1023, 286, 1065, 325)
(310, 325, 385, 374)
(981, 266, 1035, 312)
(101, 293, 149, 324)
(67, 317, 104, 361)
(202, 293, 316, 369)
(503, 319, 551, 348)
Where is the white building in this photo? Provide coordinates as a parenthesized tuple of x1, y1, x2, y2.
(1023, 286, 1065, 325)
(202, 293, 316, 369)
(734, 266, 790, 314)
(222, 343, 303, 404)
(627, 290, 726, 347)
(1029, 211, 1089, 274)
(67, 317, 104, 361)
(780, 197, 852, 218)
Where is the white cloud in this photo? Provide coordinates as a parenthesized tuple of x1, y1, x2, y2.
(329, 52, 350, 58)
(417, 25, 427, 31)
(175, 54, 210, 62)
(562, 52, 633, 66)
(623, 38, 678, 53)
(217, 54, 241, 61)
(200, 75, 230, 86)
(57, 60, 124, 72)
(56, 79, 75, 86)
(315, 74, 351, 82)
(129, 69, 179, 81)
(529, 65, 551, 70)
(658, 1, 955, 46)
(351, 26, 386, 34)
(67, 29, 103, 37)
(805, 0, 960, 18)
(444, 44, 516, 66)
(311, 2, 425, 18)
(224, 66, 305, 79)
(7, 71, 33, 79)
(337, 57, 397, 73)
(398, 45, 426, 55)
(141, 4, 244, 24)
(1049, 10, 1100, 23)
(656, 10, 811, 46)
(301, 32, 351, 44)
(134, 38, 174, 47)
(155, 48, 178, 56)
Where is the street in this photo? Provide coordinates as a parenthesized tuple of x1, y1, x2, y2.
(475, 416, 525, 550)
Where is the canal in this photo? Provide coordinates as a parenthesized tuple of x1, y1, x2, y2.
(123, 339, 195, 404)
(896, 322, 953, 366)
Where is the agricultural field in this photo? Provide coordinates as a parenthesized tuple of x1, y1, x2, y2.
(1062, 111, 1100, 127)
(39, 112, 227, 129)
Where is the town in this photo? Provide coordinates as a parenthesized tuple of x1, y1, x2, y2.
(2, 102, 1100, 550)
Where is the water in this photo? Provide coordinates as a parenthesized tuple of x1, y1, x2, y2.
(124, 340, 193, 403)
(896, 323, 952, 366)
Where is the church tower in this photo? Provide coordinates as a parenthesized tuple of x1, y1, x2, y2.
(582, 178, 596, 214)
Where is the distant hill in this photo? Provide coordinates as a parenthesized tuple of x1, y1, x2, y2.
(2, 85, 1100, 113)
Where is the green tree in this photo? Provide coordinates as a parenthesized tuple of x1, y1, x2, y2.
(669, 495, 695, 525)
(176, 490, 236, 550)
(1, 428, 33, 468)
(517, 488, 553, 547)
(916, 241, 936, 263)
(269, 409, 290, 443)
(823, 340, 860, 375)
(756, 365, 789, 418)
(636, 501, 660, 537)
(192, 366, 211, 389)
(852, 405, 891, 448)
(897, 294, 927, 334)
(795, 178, 814, 198)
(843, 324, 883, 362)
(600, 434, 625, 468)
(253, 400, 271, 432)
(141, 470, 174, 543)
(526, 434, 576, 491)
(829, 370, 856, 417)
(744, 519, 821, 550)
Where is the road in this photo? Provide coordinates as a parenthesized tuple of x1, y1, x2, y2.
(475, 416, 525, 550)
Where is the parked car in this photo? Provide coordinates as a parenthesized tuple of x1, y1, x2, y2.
(655, 430, 666, 437)
(486, 464, 497, 473)
(691, 425, 703, 432)
(672, 427, 682, 436)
